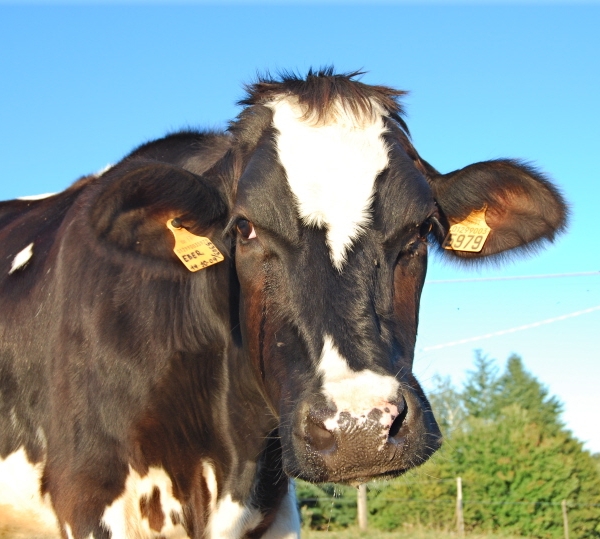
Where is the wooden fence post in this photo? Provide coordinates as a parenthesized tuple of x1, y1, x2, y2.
(561, 499, 569, 539)
(456, 476, 465, 536)
(357, 483, 368, 531)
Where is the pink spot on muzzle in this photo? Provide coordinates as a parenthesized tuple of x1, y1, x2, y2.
(373, 403, 400, 430)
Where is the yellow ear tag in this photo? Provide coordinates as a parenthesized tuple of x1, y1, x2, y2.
(442, 208, 491, 253)
(166, 220, 224, 272)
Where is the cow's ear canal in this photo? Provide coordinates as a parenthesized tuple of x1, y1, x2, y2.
(87, 161, 228, 262)
(428, 159, 568, 262)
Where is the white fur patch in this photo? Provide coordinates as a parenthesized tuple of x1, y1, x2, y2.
(36, 427, 48, 452)
(9, 242, 34, 274)
(101, 465, 188, 538)
(64, 523, 93, 539)
(318, 336, 400, 432)
(0, 447, 59, 537)
(17, 193, 56, 200)
(260, 480, 301, 539)
(207, 494, 262, 538)
(94, 163, 113, 177)
(10, 408, 19, 429)
(202, 460, 218, 515)
(269, 97, 389, 270)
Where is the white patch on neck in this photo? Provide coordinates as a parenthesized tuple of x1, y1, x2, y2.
(9, 243, 34, 274)
(269, 97, 389, 270)
(17, 193, 56, 201)
(0, 447, 58, 537)
(64, 523, 93, 539)
(202, 460, 218, 515)
(260, 480, 300, 539)
(207, 494, 262, 539)
(318, 336, 400, 432)
(101, 465, 188, 538)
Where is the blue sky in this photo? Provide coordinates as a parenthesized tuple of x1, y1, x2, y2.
(1, 3, 598, 452)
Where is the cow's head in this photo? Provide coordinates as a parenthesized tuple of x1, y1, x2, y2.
(226, 71, 567, 483)
(85, 70, 567, 486)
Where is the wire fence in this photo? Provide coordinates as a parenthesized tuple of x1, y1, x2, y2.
(297, 477, 600, 538)
(299, 497, 600, 508)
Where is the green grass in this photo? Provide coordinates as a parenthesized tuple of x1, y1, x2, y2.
(304, 527, 528, 539)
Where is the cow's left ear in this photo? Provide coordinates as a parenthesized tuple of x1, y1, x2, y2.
(87, 160, 229, 263)
(426, 159, 568, 260)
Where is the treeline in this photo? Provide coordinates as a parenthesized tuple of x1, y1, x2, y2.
(297, 352, 600, 538)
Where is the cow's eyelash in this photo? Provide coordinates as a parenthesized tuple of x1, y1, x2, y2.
(419, 215, 443, 240)
(223, 217, 238, 237)
(224, 216, 250, 237)
(401, 216, 439, 256)
(224, 216, 258, 241)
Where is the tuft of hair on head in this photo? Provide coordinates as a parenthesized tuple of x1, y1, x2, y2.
(240, 67, 409, 130)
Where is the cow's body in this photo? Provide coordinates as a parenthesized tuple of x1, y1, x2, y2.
(0, 70, 567, 539)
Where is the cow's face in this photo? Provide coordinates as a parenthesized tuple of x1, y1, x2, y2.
(232, 97, 442, 483)
(230, 86, 567, 483)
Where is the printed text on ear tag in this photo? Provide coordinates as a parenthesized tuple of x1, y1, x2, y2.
(166, 220, 224, 272)
(442, 208, 491, 253)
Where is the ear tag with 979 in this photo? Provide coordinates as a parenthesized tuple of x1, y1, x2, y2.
(442, 208, 491, 253)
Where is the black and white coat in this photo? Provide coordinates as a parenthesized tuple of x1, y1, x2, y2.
(0, 70, 567, 539)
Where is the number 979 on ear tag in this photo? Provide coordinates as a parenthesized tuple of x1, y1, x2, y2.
(442, 208, 491, 253)
(167, 220, 224, 272)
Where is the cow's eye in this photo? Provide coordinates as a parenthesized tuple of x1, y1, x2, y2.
(418, 218, 433, 240)
(236, 219, 256, 240)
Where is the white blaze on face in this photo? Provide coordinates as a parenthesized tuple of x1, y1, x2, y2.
(269, 97, 389, 270)
(9, 242, 34, 274)
(318, 336, 400, 432)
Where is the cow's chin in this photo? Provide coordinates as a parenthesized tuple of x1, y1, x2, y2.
(283, 440, 440, 485)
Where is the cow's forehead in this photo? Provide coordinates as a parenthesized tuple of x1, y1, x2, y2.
(267, 97, 390, 270)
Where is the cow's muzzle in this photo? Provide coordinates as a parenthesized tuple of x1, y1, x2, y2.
(290, 389, 441, 483)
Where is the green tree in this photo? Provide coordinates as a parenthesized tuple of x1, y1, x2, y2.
(366, 352, 600, 538)
(368, 460, 456, 531)
(461, 350, 501, 419)
(295, 480, 357, 530)
(493, 354, 564, 431)
(447, 405, 600, 538)
(428, 374, 466, 437)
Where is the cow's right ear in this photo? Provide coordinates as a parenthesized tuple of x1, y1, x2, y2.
(87, 161, 229, 263)
(425, 159, 568, 261)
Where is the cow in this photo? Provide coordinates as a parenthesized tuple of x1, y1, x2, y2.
(0, 69, 567, 539)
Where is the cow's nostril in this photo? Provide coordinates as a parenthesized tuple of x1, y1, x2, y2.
(388, 399, 407, 439)
(306, 419, 336, 452)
